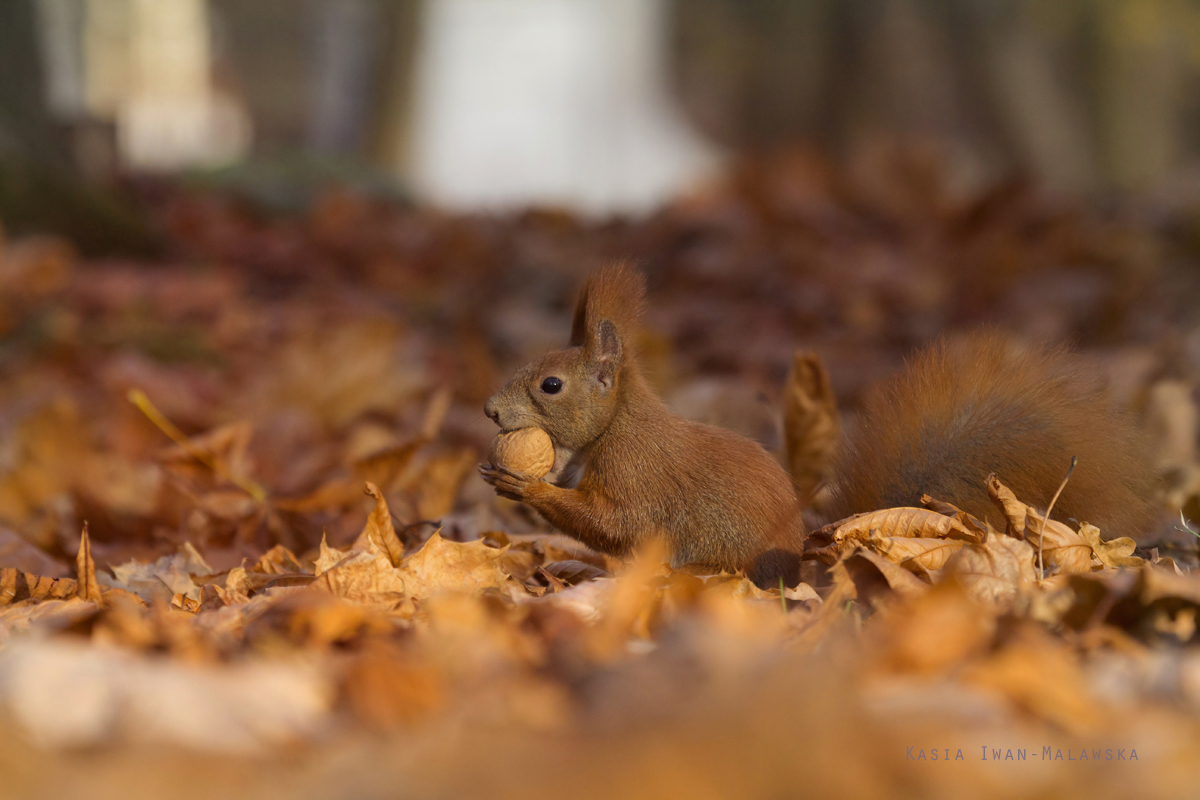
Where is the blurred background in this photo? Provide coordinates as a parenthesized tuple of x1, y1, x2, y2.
(3, 0, 1200, 561)
(7, 6, 1200, 793)
(8, 0, 1200, 232)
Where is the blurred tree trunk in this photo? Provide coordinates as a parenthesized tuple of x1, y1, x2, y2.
(0, 0, 72, 166)
(0, 0, 157, 254)
(671, 0, 1199, 196)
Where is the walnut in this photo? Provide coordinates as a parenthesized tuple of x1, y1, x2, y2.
(487, 428, 555, 478)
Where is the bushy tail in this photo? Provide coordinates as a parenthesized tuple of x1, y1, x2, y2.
(825, 331, 1157, 539)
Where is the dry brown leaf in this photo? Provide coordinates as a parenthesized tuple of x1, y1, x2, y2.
(0, 526, 69, 577)
(314, 534, 349, 576)
(946, 534, 1036, 607)
(171, 593, 201, 613)
(820, 506, 988, 547)
(0, 596, 96, 641)
(0, 235, 75, 296)
(218, 567, 251, 605)
(870, 536, 966, 572)
(352, 440, 423, 493)
(986, 474, 1093, 575)
(0, 400, 88, 528)
(782, 351, 840, 503)
(1140, 563, 1200, 606)
(399, 532, 518, 600)
(158, 420, 255, 480)
(1153, 606, 1197, 641)
(962, 624, 1107, 734)
(25, 572, 78, 601)
(312, 540, 409, 609)
(792, 560, 860, 651)
(410, 449, 475, 521)
(843, 548, 929, 603)
(266, 591, 395, 648)
(919, 494, 992, 538)
(497, 546, 539, 582)
(342, 641, 444, 729)
(870, 580, 997, 674)
(542, 560, 609, 585)
(109, 543, 214, 603)
(586, 539, 671, 656)
(1079, 523, 1144, 569)
(354, 482, 405, 567)
(253, 544, 305, 575)
(74, 524, 103, 607)
(273, 480, 365, 513)
(0, 567, 16, 606)
(77, 454, 163, 518)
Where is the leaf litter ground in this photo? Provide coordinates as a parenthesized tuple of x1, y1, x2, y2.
(3, 144, 1200, 798)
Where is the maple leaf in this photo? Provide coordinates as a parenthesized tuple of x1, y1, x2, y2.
(353, 482, 405, 567)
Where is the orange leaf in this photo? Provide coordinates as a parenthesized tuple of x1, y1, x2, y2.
(74, 523, 103, 607)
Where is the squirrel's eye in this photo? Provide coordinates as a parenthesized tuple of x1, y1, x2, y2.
(540, 377, 563, 394)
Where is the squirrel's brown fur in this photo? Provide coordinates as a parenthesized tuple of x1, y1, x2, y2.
(482, 263, 804, 585)
(826, 332, 1157, 539)
(483, 265, 1158, 588)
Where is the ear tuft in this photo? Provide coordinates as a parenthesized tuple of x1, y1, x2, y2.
(596, 319, 620, 359)
(594, 319, 622, 388)
(569, 262, 646, 350)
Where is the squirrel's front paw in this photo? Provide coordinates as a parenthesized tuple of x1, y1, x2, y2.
(479, 464, 540, 501)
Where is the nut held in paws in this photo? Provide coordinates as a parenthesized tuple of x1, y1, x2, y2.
(488, 428, 554, 478)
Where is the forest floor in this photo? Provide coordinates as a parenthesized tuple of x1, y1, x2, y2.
(3, 143, 1200, 799)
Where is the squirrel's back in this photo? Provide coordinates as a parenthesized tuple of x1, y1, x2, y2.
(826, 332, 1158, 539)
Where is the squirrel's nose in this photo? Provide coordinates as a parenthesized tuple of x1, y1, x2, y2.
(484, 398, 500, 425)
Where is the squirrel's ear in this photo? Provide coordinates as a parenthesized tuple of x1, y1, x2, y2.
(591, 319, 622, 389)
(569, 284, 590, 348)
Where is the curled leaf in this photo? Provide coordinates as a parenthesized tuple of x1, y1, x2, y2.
(355, 482, 405, 567)
(783, 351, 840, 503)
(819, 506, 989, 546)
(74, 523, 103, 607)
(1079, 523, 1143, 569)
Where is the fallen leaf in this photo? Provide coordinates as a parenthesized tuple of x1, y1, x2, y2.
(74, 524, 103, 607)
(354, 482, 405, 567)
(843, 548, 930, 604)
(870, 536, 966, 572)
(946, 534, 1036, 607)
(962, 624, 1107, 734)
(870, 580, 997, 674)
(782, 351, 840, 502)
(399, 532, 518, 600)
(818, 506, 989, 550)
(109, 542, 215, 603)
(542, 560, 609, 585)
(987, 475, 1130, 575)
(1079, 523, 1143, 569)
(254, 544, 305, 575)
(314, 534, 349, 576)
(410, 449, 475, 521)
(0, 527, 68, 577)
(312, 538, 408, 609)
(341, 641, 444, 729)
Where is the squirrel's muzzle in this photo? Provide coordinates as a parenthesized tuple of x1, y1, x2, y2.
(484, 397, 501, 426)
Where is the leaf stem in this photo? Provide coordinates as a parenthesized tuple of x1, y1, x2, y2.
(127, 388, 268, 505)
(1037, 456, 1077, 581)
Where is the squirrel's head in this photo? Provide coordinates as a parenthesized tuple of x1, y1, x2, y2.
(485, 263, 645, 452)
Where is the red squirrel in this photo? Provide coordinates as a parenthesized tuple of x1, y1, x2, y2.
(480, 263, 806, 585)
(481, 264, 1157, 586)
